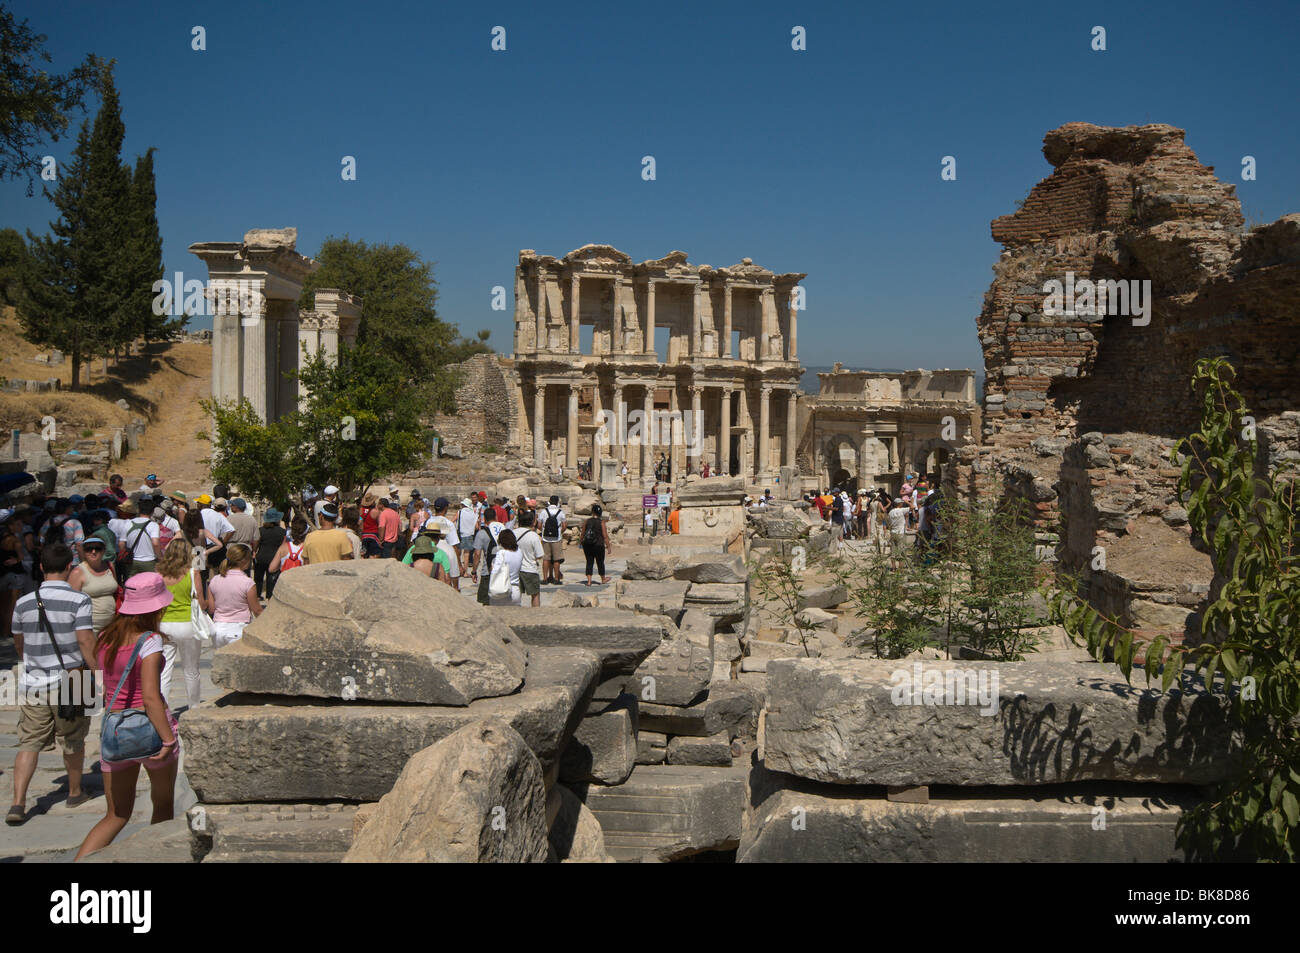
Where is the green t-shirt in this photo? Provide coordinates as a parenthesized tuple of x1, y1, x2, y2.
(404, 545, 451, 575)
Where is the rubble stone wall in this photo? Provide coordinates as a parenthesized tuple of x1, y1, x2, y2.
(431, 353, 522, 452)
(955, 122, 1300, 646)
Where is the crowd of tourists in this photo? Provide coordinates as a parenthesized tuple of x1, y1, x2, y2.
(2, 475, 617, 854)
(806, 474, 944, 566)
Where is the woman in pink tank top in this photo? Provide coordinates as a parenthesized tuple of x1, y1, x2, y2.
(75, 572, 179, 860)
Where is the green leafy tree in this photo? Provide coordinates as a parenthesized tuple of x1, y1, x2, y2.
(202, 342, 431, 506)
(1051, 358, 1300, 861)
(0, 227, 26, 305)
(18, 65, 139, 388)
(125, 148, 178, 344)
(299, 237, 488, 411)
(0, 6, 102, 193)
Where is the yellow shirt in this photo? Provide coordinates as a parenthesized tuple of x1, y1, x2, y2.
(302, 528, 353, 565)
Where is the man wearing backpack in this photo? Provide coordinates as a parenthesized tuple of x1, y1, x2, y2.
(472, 516, 503, 605)
(108, 499, 160, 579)
(513, 510, 545, 607)
(540, 495, 566, 585)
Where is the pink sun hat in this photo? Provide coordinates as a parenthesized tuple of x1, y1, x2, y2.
(118, 572, 175, 615)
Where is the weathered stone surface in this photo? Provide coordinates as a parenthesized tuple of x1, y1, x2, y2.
(636, 731, 668, 765)
(486, 607, 669, 677)
(615, 579, 690, 616)
(184, 646, 599, 803)
(738, 783, 1193, 863)
(560, 697, 637, 786)
(747, 638, 815, 660)
(548, 783, 612, 863)
(622, 553, 681, 580)
(667, 731, 733, 766)
(674, 476, 744, 503)
(639, 681, 760, 739)
(798, 583, 848, 610)
(672, 552, 748, 584)
(580, 764, 749, 861)
(629, 616, 713, 707)
(81, 818, 197, 864)
(191, 803, 359, 863)
(344, 720, 549, 863)
(683, 582, 746, 624)
(212, 561, 525, 705)
(763, 659, 1237, 786)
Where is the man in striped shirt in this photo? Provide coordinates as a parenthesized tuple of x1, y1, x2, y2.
(7, 542, 96, 826)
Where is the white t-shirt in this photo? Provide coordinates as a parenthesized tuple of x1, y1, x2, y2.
(109, 517, 160, 560)
(887, 507, 908, 535)
(202, 508, 235, 540)
(514, 529, 543, 575)
(456, 507, 478, 540)
(428, 514, 459, 547)
(540, 505, 565, 542)
(644, 512, 655, 527)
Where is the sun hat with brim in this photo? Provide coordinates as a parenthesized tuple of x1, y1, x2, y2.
(196, 494, 212, 504)
(117, 500, 138, 515)
(80, 537, 106, 551)
(264, 508, 283, 523)
(411, 536, 437, 556)
(422, 524, 445, 537)
(170, 490, 188, 503)
(119, 572, 174, 615)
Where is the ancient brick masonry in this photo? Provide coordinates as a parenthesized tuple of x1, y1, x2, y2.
(955, 122, 1300, 646)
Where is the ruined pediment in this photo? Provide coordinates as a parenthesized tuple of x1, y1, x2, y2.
(562, 244, 633, 268)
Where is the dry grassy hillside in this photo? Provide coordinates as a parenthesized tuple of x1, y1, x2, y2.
(0, 307, 214, 492)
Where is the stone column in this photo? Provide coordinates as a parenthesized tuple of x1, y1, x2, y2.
(785, 388, 798, 469)
(737, 387, 750, 477)
(690, 384, 703, 471)
(567, 384, 579, 469)
(758, 384, 772, 478)
(610, 278, 621, 354)
(613, 381, 625, 462)
(241, 296, 268, 421)
(570, 274, 581, 352)
(592, 384, 604, 462)
(641, 386, 654, 481)
(533, 383, 545, 467)
(691, 284, 702, 356)
(535, 267, 547, 352)
(644, 279, 656, 355)
(719, 387, 731, 476)
(859, 429, 874, 489)
(758, 288, 774, 360)
(320, 314, 340, 363)
(722, 282, 733, 358)
(789, 291, 798, 360)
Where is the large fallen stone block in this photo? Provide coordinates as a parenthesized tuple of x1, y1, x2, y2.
(673, 553, 748, 584)
(738, 784, 1194, 863)
(797, 583, 848, 610)
(683, 582, 746, 625)
(667, 731, 733, 766)
(622, 553, 681, 580)
(81, 818, 197, 864)
(615, 579, 690, 616)
(548, 783, 612, 863)
(639, 681, 760, 739)
(344, 720, 549, 863)
(212, 560, 525, 705)
(763, 659, 1237, 787)
(630, 615, 714, 707)
(487, 607, 669, 677)
(190, 803, 358, 863)
(184, 646, 599, 803)
(560, 696, 637, 786)
(579, 764, 749, 861)
(636, 731, 668, 765)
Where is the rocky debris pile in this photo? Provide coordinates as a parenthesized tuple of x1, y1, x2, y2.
(746, 503, 831, 559)
(738, 657, 1237, 861)
(181, 562, 606, 861)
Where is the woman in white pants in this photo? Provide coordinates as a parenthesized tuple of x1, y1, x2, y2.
(156, 537, 213, 709)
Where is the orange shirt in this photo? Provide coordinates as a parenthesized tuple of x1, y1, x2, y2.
(668, 509, 680, 534)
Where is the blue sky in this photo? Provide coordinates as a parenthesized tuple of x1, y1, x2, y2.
(3, 0, 1296, 373)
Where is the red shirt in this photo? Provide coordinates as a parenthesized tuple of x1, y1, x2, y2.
(494, 505, 509, 524)
(360, 506, 380, 539)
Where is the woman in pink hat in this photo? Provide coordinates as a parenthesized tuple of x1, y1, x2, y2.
(75, 572, 179, 860)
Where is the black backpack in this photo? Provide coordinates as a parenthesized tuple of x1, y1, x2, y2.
(583, 517, 602, 546)
(543, 506, 560, 538)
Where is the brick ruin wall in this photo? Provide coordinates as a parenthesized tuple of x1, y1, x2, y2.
(953, 122, 1300, 647)
(431, 353, 521, 452)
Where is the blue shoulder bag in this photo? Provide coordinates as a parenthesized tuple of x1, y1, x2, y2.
(100, 633, 165, 762)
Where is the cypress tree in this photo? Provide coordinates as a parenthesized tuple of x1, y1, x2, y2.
(126, 147, 177, 344)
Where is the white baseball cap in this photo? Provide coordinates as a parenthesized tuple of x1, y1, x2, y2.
(324, 484, 339, 496)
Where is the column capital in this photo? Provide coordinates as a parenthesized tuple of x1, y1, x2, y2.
(759, 383, 773, 397)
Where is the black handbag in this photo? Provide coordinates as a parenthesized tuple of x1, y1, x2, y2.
(35, 591, 93, 720)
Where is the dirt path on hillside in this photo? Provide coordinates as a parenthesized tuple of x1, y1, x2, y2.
(125, 343, 213, 496)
